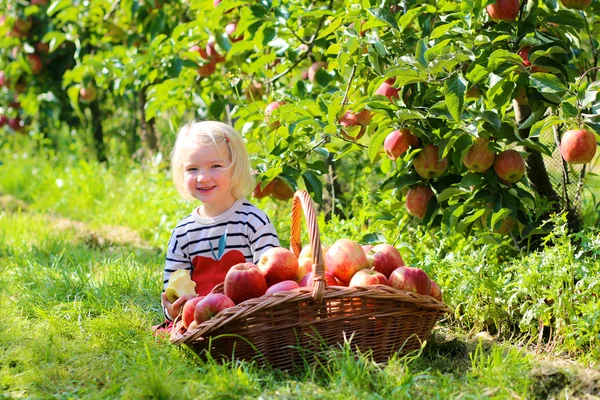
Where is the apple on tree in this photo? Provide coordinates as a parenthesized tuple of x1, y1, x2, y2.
(559, 0, 592, 9)
(224, 262, 267, 304)
(265, 101, 284, 130)
(26, 54, 43, 75)
(384, 129, 420, 160)
(257, 247, 299, 286)
(389, 266, 432, 296)
(493, 149, 526, 183)
(405, 185, 435, 219)
(374, 78, 399, 101)
(486, 0, 520, 23)
(560, 129, 597, 165)
(325, 239, 369, 283)
(462, 137, 495, 173)
(413, 144, 448, 179)
(308, 61, 327, 83)
(270, 177, 295, 201)
(194, 293, 235, 324)
(79, 84, 98, 103)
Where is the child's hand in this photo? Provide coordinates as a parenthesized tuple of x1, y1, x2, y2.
(162, 292, 192, 320)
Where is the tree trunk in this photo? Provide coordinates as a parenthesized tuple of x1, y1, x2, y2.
(139, 86, 159, 154)
(90, 100, 106, 163)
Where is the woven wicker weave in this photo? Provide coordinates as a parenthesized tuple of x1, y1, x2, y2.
(171, 190, 452, 370)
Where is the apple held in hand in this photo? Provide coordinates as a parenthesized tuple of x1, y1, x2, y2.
(493, 149, 525, 183)
(165, 269, 197, 303)
(182, 296, 204, 329)
(349, 269, 389, 287)
(389, 266, 432, 296)
(265, 280, 300, 294)
(384, 129, 420, 161)
(462, 138, 495, 173)
(325, 239, 369, 283)
(413, 144, 448, 179)
(486, 0, 520, 22)
(224, 262, 268, 304)
(560, 129, 597, 165)
(257, 247, 299, 286)
(405, 185, 435, 219)
(194, 293, 235, 324)
(366, 244, 404, 278)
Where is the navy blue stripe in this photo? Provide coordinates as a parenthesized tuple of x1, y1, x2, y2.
(174, 215, 194, 230)
(165, 267, 192, 273)
(181, 232, 250, 251)
(235, 210, 267, 226)
(255, 243, 277, 253)
(166, 257, 189, 263)
(171, 239, 179, 255)
(250, 232, 278, 245)
(175, 220, 258, 238)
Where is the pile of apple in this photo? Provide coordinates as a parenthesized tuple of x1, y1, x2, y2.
(171, 239, 443, 332)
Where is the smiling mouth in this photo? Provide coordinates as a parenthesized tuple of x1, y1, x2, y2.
(198, 186, 216, 191)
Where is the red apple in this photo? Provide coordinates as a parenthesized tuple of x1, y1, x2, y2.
(8, 117, 22, 132)
(26, 54, 42, 75)
(462, 137, 495, 173)
(349, 268, 389, 287)
(270, 177, 294, 200)
(375, 79, 399, 101)
(0, 71, 6, 87)
(413, 144, 448, 179)
(560, 0, 592, 9)
(13, 18, 32, 35)
(79, 84, 97, 103)
(296, 256, 313, 281)
(198, 60, 217, 77)
(194, 293, 235, 323)
(224, 262, 268, 304)
(300, 271, 338, 287)
(430, 281, 442, 301)
(361, 244, 373, 253)
(405, 185, 435, 219)
(389, 266, 432, 296)
(226, 21, 243, 42)
(517, 46, 545, 73)
(257, 247, 299, 286)
(265, 101, 284, 130)
(182, 296, 204, 329)
(0, 115, 7, 127)
(384, 129, 420, 160)
(205, 41, 225, 63)
(253, 179, 276, 198)
(325, 239, 369, 283)
(265, 280, 300, 294)
(493, 149, 525, 183)
(486, 0, 520, 23)
(339, 111, 359, 127)
(355, 109, 373, 125)
(308, 61, 327, 83)
(31, 0, 48, 5)
(366, 244, 404, 278)
(560, 129, 597, 165)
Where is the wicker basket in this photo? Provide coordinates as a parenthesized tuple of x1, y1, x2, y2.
(171, 190, 452, 370)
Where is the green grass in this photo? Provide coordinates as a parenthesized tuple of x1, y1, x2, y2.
(1, 147, 600, 398)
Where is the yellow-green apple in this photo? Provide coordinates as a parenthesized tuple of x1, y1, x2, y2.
(224, 262, 268, 304)
(349, 268, 389, 287)
(462, 137, 495, 173)
(560, 129, 597, 164)
(325, 239, 369, 283)
(308, 61, 327, 83)
(405, 185, 435, 219)
(265, 280, 300, 294)
(270, 177, 295, 200)
(389, 266, 432, 296)
(430, 281, 442, 301)
(300, 271, 338, 287)
(296, 244, 329, 281)
(375, 78, 399, 101)
(79, 84, 97, 103)
(194, 293, 235, 323)
(165, 269, 197, 302)
(365, 244, 404, 278)
(26, 54, 42, 74)
(265, 101, 284, 130)
(486, 0, 520, 22)
(560, 0, 592, 9)
(413, 144, 448, 178)
(384, 128, 420, 160)
(181, 296, 204, 329)
(493, 149, 525, 183)
(257, 247, 299, 286)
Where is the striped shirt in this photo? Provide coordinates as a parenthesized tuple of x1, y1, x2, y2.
(162, 198, 280, 320)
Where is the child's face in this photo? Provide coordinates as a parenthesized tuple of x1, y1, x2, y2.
(182, 140, 236, 215)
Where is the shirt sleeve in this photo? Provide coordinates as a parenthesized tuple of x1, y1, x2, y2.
(163, 229, 193, 321)
(250, 222, 280, 264)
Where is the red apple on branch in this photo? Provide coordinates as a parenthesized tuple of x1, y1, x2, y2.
(79, 84, 97, 103)
(374, 78, 399, 101)
(486, 0, 520, 23)
(560, 129, 597, 165)
(413, 144, 448, 179)
(265, 101, 284, 130)
(194, 293, 235, 324)
(349, 268, 389, 287)
(26, 54, 42, 75)
(384, 129, 420, 160)
(253, 179, 276, 198)
(224, 263, 268, 304)
(406, 185, 435, 219)
(493, 149, 525, 183)
(366, 244, 405, 278)
(0, 115, 7, 127)
(270, 177, 294, 200)
(559, 0, 592, 9)
(355, 109, 373, 125)
(325, 239, 369, 283)
(462, 137, 495, 173)
(257, 247, 299, 286)
(389, 266, 432, 296)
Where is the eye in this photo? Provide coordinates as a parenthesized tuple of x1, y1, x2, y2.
(211, 164, 222, 169)
(186, 167, 197, 172)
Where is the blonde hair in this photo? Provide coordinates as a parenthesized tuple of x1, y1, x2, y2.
(170, 120, 255, 201)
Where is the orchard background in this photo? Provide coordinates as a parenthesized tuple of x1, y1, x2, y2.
(1, 0, 600, 398)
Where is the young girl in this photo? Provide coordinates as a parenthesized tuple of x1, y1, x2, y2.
(161, 121, 280, 322)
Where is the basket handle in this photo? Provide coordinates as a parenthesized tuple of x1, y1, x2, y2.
(290, 190, 326, 303)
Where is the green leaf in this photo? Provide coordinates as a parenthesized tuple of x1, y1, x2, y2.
(317, 17, 343, 40)
(466, 64, 489, 84)
(517, 107, 545, 130)
(487, 49, 524, 70)
(369, 128, 390, 162)
(530, 73, 567, 93)
(302, 171, 323, 205)
(445, 75, 467, 121)
(367, 7, 399, 30)
(415, 39, 428, 68)
(437, 188, 467, 203)
(491, 208, 512, 231)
